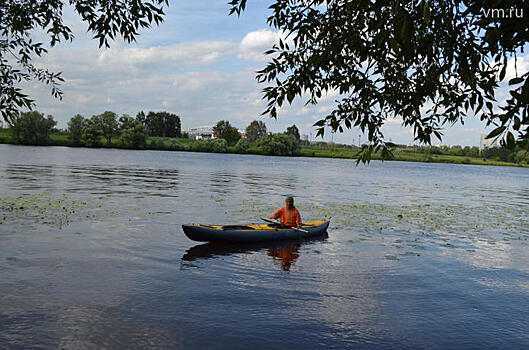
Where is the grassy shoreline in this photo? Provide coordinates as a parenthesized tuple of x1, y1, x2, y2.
(297, 146, 528, 167)
(0, 128, 527, 168)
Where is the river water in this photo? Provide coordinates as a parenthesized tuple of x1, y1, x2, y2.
(1, 144, 528, 349)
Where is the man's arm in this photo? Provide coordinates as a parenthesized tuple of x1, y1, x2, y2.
(269, 207, 282, 219)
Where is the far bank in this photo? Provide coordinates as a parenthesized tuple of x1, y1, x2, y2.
(1, 129, 527, 169)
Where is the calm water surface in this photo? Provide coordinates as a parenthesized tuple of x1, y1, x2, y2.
(1, 144, 528, 349)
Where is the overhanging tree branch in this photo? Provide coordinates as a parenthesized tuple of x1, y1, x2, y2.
(230, 0, 529, 162)
(0, 0, 168, 122)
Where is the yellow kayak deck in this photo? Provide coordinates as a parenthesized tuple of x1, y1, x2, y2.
(192, 220, 327, 231)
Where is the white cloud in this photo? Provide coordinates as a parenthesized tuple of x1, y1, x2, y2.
(96, 41, 235, 68)
(237, 29, 279, 62)
(505, 54, 529, 80)
(319, 88, 341, 101)
(296, 107, 310, 115)
(316, 105, 333, 114)
(384, 117, 403, 125)
(25, 65, 267, 130)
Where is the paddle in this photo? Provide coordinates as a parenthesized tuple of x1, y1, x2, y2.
(260, 217, 309, 233)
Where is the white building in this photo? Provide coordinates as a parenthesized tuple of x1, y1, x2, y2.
(480, 133, 501, 150)
(186, 126, 216, 140)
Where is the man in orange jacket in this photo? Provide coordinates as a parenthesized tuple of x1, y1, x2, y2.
(268, 196, 302, 228)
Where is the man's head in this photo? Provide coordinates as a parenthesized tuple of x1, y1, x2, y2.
(285, 196, 294, 209)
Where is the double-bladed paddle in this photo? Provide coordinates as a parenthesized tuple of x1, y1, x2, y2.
(260, 217, 309, 233)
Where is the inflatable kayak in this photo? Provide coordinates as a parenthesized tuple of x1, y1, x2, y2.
(182, 220, 330, 243)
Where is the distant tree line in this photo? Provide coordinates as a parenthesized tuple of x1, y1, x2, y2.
(137, 111, 181, 138)
(9, 111, 57, 145)
(400, 144, 528, 163)
(212, 120, 302, 156)
(4, 111, 528, 164)
(403, 145, 480, 158)
(7, 110, 181, 149)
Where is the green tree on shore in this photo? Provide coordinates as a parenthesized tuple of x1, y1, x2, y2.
(136, 111, 146, 126)
(163, 112, 181, 138)
(144, 111, 181, 138)
(515, 150, 529, 164)
(9, 111, 56, 145)
(119, 115, 136, 132)
(192, 138, 228, 153)
(256, 133, 299, 156)
(462, 146, 479, 158)
(68, 114, 85, 146)
(285, 125, 300, 142)
(213, 120, 241, 146)
(82, 117, 102, 147)
(120, 122, 147, 149)
(245, 120, 267, 142)
(145, 112, 164, 137)
(234, 138, 250, 153)
(97, 111, 118, 145)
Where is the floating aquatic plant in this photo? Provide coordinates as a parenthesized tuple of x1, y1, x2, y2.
(0, 192, 162, 231)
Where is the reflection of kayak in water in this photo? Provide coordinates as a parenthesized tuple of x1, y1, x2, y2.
(182, 240, 302, 262)
(182, 220, 330, 243)
(182, 238, 326, 271)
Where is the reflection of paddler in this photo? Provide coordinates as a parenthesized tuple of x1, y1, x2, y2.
(267, 245, 300, 271)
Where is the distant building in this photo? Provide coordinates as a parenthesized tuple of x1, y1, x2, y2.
(480, 133, 501, 150)
(238, 129, 246, 138)
(301, 134, 309, 142)
(186, 126, 216, 140)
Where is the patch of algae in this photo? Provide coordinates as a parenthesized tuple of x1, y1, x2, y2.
(225, 199, 529, 246)
(0, 192, 156, 230)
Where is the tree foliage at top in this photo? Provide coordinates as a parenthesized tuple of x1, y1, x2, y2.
(229, 0, 529, 162)
(0, 0, 168, 122)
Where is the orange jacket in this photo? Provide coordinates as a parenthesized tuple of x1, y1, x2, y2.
(272, 206, 302, 227)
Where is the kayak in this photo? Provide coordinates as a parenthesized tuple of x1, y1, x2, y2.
(182, 220, 330, 243)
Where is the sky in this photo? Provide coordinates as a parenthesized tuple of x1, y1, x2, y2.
(23, 1, 529, 146)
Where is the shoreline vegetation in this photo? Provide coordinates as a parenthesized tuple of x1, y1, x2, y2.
(1, 110, 528, 168)
(1, 128, 527, 168)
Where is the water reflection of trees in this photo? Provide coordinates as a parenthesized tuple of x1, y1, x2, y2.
(4, 164, 57, 191)
(66, 166, 180, 197)
(208, 171, 235, 196)
(240, 172, 271, 197)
